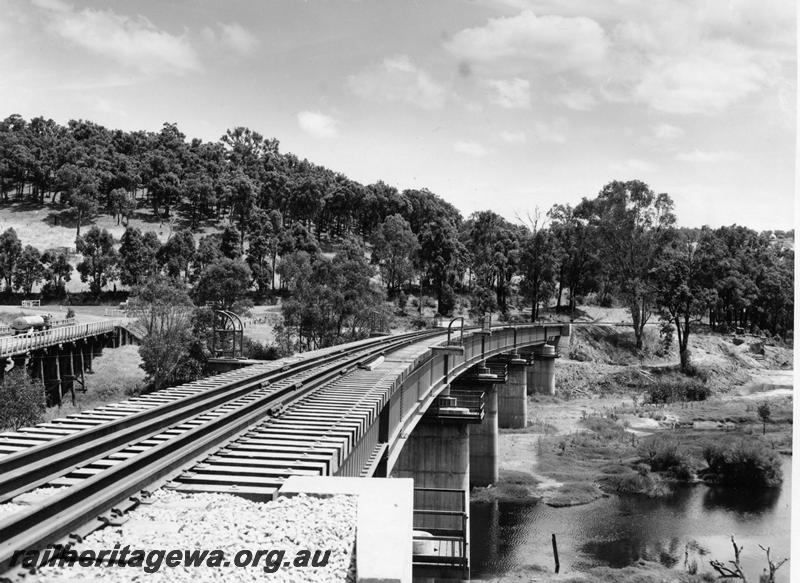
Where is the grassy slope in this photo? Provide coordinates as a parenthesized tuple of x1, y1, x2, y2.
(0, 202, 225, 293)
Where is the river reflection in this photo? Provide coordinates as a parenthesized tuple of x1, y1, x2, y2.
(470, 458, 791, 580)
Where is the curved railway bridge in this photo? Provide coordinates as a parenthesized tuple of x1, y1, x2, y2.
(0, 322, 569, 578)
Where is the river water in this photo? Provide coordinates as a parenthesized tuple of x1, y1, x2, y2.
(471, 457, 792, 581)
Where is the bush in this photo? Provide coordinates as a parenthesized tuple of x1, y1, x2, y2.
(0, 369, 46, 430)
(611, 468, 671, 497)
(242, 337, 281, 360)
(582, 415, 626, 440)
(684, 364, 710, 382)
(640, 437, 693, 479)
(646, 379, 709, 404)
(396, 292, 408, 314)
(66, 308, 76, 320)
(702, 439, 783, 487)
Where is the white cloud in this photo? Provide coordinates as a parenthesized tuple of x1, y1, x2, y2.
(676, 149, 738, 163)
(444, 10, 608, 74)
(487, 78, 530, 109)
(500, 130, 527, 144)
(297, 111, 339, 139)
(202, 23, 259, 56)
(653, 123, 684, 140)
(612, 158, 658, 174)
(348, 55, 446, 109)
(454, 141, 489, 157)
(532, 119, 567, 144)
(633, 40, 769, 114)
(557, 89, 596, 111)
(602, 1, 792, 115)
(32, 0, 200, 75)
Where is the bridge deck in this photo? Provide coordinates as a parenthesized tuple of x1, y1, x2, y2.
(168, 336, 448, 497)
(0, 319, 127, 358)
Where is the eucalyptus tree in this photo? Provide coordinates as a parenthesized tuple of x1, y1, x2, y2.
(372, 214, 419, 297)
(13, 245, 45, 295)
(119, 227, 161, 286)
(461, 210, 522, 315)
(76, 227, 118, 295)
(581, 180, 676, 349)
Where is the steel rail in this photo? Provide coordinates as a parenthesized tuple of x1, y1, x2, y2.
(0, 329, 440, 503)
(0, 329, 446, 573)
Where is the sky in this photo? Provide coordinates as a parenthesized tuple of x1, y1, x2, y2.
(0, 0, 796, 230)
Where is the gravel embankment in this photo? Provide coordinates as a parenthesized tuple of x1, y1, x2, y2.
(27, 491, 357, 583)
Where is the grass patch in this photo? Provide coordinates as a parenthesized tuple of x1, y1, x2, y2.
(601, 465, 672, 498)
(582, 415, 628, 440)
(545, 482, 605, 507)
(525, 418, 558, 434)
(471, 470, 541, 503)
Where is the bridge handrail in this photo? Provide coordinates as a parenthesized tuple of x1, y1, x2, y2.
(0, 319, 124, 358)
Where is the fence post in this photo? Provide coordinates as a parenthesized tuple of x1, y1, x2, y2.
(552, 534, 560, 573)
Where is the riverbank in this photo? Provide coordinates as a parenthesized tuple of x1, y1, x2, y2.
(471, 326, 793, 581)
(477, 371, 793, 508)
(478, 325, 793, 505)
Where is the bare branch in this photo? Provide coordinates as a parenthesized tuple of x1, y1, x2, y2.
(759, 544, 789, 582)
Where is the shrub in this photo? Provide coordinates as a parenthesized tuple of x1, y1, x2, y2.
(66, 308, 76, 320)
(396, 292, 408, 314)
(640, 437, 693, 479)
(702, 440, 783, 487)
(646, 379, 709, 404)
(582, 415, 626, 440)
(242, 337, 280, 360)
(607, 466, 671, 497)
(0, 369, 46, 430)
(684, 364, 710, 382)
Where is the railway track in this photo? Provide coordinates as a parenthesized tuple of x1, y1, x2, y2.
(0, 328, 447, 574)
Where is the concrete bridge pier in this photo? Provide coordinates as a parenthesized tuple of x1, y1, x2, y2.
(523, 344, 558, 396)
(497, 358, 527, 429)
(392, 419, 470, 493)
(391, 418, 470, 529)
(452, 378, 498, 487)
(529, 344, 557, 396)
